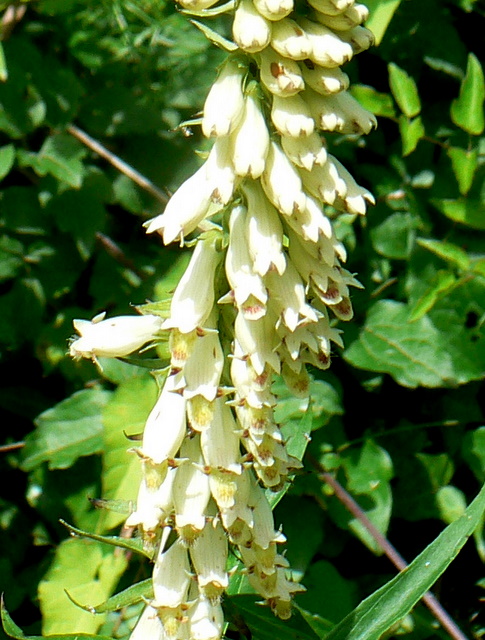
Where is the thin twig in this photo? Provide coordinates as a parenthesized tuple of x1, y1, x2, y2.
(0, 441, 25, 453)
(66, 124, 168, 204)
(309, 455, 469, 640)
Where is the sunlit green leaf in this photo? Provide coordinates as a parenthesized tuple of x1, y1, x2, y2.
(21, 389, 111, 471)
(408, 270, 457, 321)
(431, 198, 485, 230)
(416, 239, 470, 271)
(447, 147, 478, 195)
(0, 144, 15, 179)
(364, 0, 402, 45)
(451, 53, 485, 135)
(398, 115, 425, 156)
(388, 63, 421, 117)
(350, 85, 396, 118)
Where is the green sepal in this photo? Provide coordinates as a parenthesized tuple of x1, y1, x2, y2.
(59, 520, 150, 557)
(189, 19, 238, 51)
(180, 0, 235, 16)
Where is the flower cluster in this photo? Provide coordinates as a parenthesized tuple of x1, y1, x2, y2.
(70, 1, 376, 639)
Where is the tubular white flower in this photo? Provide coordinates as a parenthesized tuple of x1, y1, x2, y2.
(70, 313, 162, 361)
(231, 86, 270, 179)
(200, 399, 242, 474)
(298, 18, 354, 67)
(243, 180, 286, 277)
(233, 0, 272, 52)
(266, 260, 319, 331)
(126, 468, 175, 533)
(225, 205, 268, 319)
(270, 18, 313, 59)
(249, 479, 284, 549)
(281, 360, 311, 397)
(332, 156, 375, 214)
(314, 3, 369, 30)
(140, 373, 186, 465)
(307, 89, 377, 134)
(281, 132, 327, 171)
(202, 59, 246, 138)
(259, 47, 304, 97)
(205, 136, 236, 206)
(130, 605, 166, 640)
(152, 538, 191, 608)
(163, 235, 221, 334)
(144, 163, 214, 244)
(173, 436, 211, 539)
(190, 516, 229, 596)
(189, 595, 224, 640)
(253, 0, 294, 21)
(235, 311, 281, 376)
(183, 329, 224, 402)
(261, 141, 306, 214)
(301, 60, 350, 95)
(271, 94, 315, 137)
(231, 340, 275, 409)
(299, 154, 347, 205)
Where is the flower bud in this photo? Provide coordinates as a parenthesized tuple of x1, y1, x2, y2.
(233, 0, 272, 52)
(231, 86, 270, 179)
(301, 59, 350, 95)
(281, 131, 327, 170)
(177, 0, 220, 9)
(130, 606, 165, 640)
(190, 517, 229, 598)
(332, 156, 375, 214)
(309, 89, 377, 134)
(307, 0, 354, 14)
(235, 311, 281, 376)
(261, 141, 306, 214)
(183, 329, 224, 402)
(299, 154, 347, 205)
(144, 162, 214, 244)
(163, 236, 221, 334)
(259, 47, 304, 97)
(314, 3, 369, 31)
(205, 136, 236, 205)
(270, 18, 313, 59)
(70, 313, 162, 361)
(243, 180, 286, 277)
(339, 25, 375, 53)
(189, 595, 224, 640)
(298, 18, 353, 67)
(271, 94, 315, 137)
(253, 0, 294, 22)
(202, 58, 246, 138)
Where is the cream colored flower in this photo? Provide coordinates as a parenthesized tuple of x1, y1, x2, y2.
(271, 94, 315, 137)
(314, 3, 369, 31)
(259, 47, 304, 97)
(261, 141, 306, 214)
(70, 313, 162, 361)
(281, 131, 327, 171)
(202, 58, 246, 138)
(253, 0, 294, 21)
(301, 60, 350, 95)
(298, 18, 353, 67)
(233, 0, 272, 52)
(270, 18, 313, 59)
(231, 85, 270, 179)
(152, 538, 191, 608)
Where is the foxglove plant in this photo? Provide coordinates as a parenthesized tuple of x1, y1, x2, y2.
(71, 1, 376, 638)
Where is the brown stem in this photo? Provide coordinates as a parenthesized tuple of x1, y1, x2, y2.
(66, 124, 168, 204)
(0, 441, 25, 453)
(309, 455, 469, 640)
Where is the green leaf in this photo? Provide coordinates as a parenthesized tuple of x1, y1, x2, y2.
(451, 53, 485, 135)
(462, 426, 485, 483)
(59, 520, 149, 557)
(298, 560, 357, 624)
(323, 483, 485, 640)
(408, 270, 457, 321)
(67, 578, 153, 614)
(416, 239, 470, 271)
(350, 85, 396, 118)
(447, 147, 478, 195)
(370, 212, 419, 259)
(398, 115, 425, 156)
(0, 235, 24, 281)
(17, 133, 87, 188)
(364, 0, 402, 45)
(344, 299, 483, 388)
(189, 19, 238, 52)
(1, 599, 113, 640)
(21, 388, 111, 471)
(431, 197, 485, 230)
(0, 42, 7, 82)
(388, 63, 421, 118)
(436, 485, 467, 524)
(226, 595, 320, 640)
(0, 144, 15, 179)
(38, 538, 127, 635)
